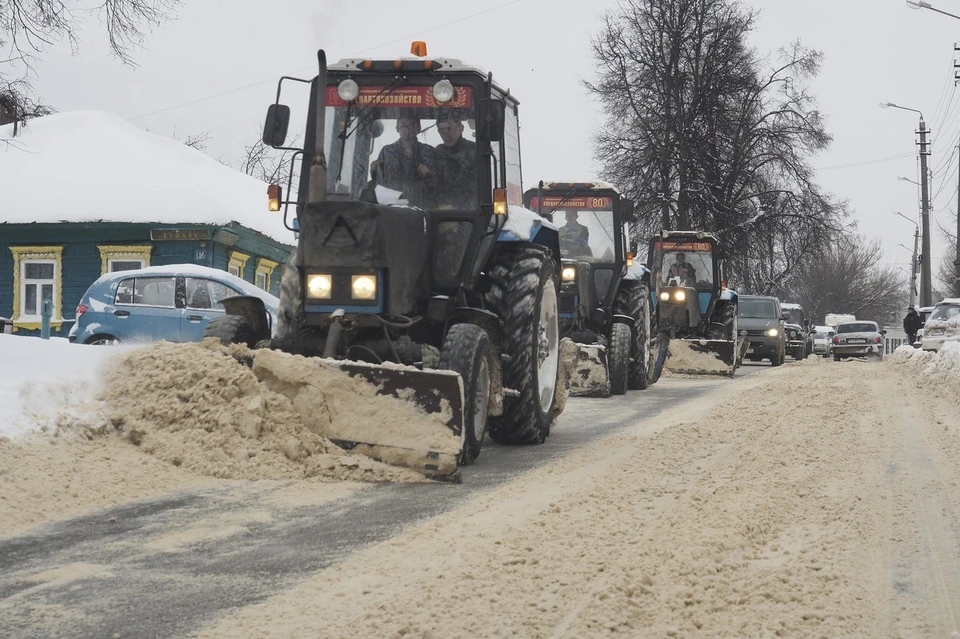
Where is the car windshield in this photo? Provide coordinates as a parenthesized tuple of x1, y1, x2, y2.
(738, 298, 778, 319)
(784, 308, 804, 325)
(837, 323, 876, 333)
(929, 304, 960, 321)
(812, 332, 827, 340)
(323, 81, 477, 210)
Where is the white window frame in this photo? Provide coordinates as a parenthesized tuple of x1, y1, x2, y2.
(98, 245, 152, 275)
(228, 251, 250, 280)
(10, 246, 64, 331)
(255, 258, 279, 291)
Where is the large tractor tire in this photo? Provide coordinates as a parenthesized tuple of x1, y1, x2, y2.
(650, 331, 669, 384)
(485, 246, 560, 445)
(608, 323, 631, 395)
(275, 247, 302, 344)
(615, 282, 651, 390)
(439, 323, 492, 464)
(204, 315, 258, 348)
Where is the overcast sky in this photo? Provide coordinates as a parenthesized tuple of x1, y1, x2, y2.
(18, 0, 960, 288)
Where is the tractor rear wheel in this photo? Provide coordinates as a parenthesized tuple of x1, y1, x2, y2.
(615, 282, 651, 390)
(485, 246, 560, 445)
(608, 323, 631, 395)
(439, 323, 492, 464)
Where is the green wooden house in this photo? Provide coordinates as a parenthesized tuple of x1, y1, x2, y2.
(1, 111, 295, 337)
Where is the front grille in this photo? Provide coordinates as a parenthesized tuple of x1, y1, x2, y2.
(560, 294, 578, 315)
(746, 329, 765, 337)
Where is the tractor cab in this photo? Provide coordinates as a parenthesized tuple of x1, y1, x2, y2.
(524, 182, 635, 332)
(648, 231, 725, 334)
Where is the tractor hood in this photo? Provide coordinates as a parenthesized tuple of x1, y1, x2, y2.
(297, 201, 431, 316)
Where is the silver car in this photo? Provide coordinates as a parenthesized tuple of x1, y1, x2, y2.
(832, 320, 885, 361)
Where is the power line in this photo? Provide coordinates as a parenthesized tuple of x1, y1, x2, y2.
(816, 151, 916, 171)
(127, 0, 524, 121)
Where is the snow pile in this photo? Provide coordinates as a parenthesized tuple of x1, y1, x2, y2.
(664, 339, 731, 374)
(799, 353, 823, 366)
(567, 342, 610, 397)
(96, 341, 450, 481)
(888, 342, 960, 400)
(0, 334, 138, 440)
(0, 111, 294, 244)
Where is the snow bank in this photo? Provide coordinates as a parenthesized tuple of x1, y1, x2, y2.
(888, 342, 960, 399)
(0, 334, 136, 439)
(0, 111, 294, 244)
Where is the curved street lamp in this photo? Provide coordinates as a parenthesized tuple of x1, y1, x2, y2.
(897, 175, 921, 187)
(906, 0, 960, 20)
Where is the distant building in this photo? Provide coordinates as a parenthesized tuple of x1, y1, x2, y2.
(0, 111, 295, 337)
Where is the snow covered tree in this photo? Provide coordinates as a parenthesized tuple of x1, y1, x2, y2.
(587, 0, 846, 285)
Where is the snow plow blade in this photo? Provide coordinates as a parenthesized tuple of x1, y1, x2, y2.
(568, 343, 611, 397)
(664, 338, 738, 377)
(332, 362, 464, 480)
(252, 351, 465, 481)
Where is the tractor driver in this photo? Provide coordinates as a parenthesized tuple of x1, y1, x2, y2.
(559, 210, 592, 258)
(667, 252, 697, 286)
(370, 115, 438, 207)
(434, 111, 477, 209)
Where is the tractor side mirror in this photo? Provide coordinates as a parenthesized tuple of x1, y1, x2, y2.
(477, 99, 505, 141)
(263, 104, 291, 148)
(630, 241, 639, 254)
(370, 120, 385, 139)
(623, 199, 636, 223)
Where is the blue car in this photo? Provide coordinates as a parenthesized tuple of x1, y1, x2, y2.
(69, 264, 280, 345)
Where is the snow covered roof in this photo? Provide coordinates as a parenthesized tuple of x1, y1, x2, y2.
(780, 303, 803, 310)
(0, 111, 295, 245)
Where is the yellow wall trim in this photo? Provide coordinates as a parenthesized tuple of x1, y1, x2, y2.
(228, 251, 251, 280)
(97, 245, 152, 275)
(255, 258, 279, 290)
(10, 246, 65, 327)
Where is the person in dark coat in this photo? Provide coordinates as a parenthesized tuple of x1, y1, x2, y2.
(434, 111, 477, 210)
(903, 305, 923, 345)
(370, 116, 437, 207)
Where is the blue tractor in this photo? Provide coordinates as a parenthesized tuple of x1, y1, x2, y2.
(206, 44, 564, 478)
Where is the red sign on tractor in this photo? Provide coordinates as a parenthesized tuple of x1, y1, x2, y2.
(326, 85, 472, 108)
(528, 196, 613, 211)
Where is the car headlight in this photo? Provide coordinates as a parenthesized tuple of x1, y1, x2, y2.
(351, 274, 377, 300)
(766, 328, 779, 337)
(674, 290, 686, 302)
(306, 274, 332, 299)
(561, 266, 577, 282)
(659, 291, 670, 302)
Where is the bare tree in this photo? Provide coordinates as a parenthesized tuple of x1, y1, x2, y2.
(239, 131, 300, 187)
(790, 235, 907, 327)
(171, 127, 210, 151)
(586, 0, 847, 287)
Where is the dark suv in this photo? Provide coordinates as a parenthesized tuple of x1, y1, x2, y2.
(738, 295, 788, 366)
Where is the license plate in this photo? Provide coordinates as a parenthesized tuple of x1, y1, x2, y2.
(746, 348, 754, 354)
(848, 338, 866, 344)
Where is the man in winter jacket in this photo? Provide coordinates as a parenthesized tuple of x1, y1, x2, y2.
(903, 305, 924, 345)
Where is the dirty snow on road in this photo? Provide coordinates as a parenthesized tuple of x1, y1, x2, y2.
(196, 355, 960, 638)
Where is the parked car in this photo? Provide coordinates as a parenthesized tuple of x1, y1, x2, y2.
(738, 295, 788, 366)
(831, 320, 885, 361)
(920, 298, 960, 352)
(913, 305, 936, 348)
(780, 302, 811, 359)
(68, 264, 280, 345)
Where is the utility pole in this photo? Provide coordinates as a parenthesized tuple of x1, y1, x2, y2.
(910, 226, 919, 307)
(956, 144, 960, 296)
(918, 119, 933, 306)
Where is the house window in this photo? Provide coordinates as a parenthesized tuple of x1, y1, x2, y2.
(9, 246, 64, 330)
(98, 245, 152, 275)
(255, 258, 279, 291)
(228, 251, 250, 280)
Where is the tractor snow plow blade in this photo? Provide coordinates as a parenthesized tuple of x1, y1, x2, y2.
(664, 338, 738, 377)
(252, 351, 465, 481)
(568, 343, 611, 397)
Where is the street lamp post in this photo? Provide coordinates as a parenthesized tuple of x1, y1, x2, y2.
(894, 211, 920, 307)
(881, 102, 933, 306)
(906, 0, 960, 21)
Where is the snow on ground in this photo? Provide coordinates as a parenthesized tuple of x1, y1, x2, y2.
(0, 111, 294, 244)
(0, 334, 135, 439)
(196, 359, 960, 638)
(888, 341, 960, 400)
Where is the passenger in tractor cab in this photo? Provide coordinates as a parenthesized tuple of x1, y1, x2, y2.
(370, 115, 438, 207)
(559, 210, 592, 258)
(667, 252, 697, 286)
(434, 110, 477, 210)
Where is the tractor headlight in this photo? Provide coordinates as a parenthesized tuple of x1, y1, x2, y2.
(306, 274, 333, 299)
(659, 291, 670, 302)
(561, 266, 577, 282)
(433, 79, 455, 103)
(674, 290, 687, 302)
(766, 328, 779, 337)
(351, 274, 377, 300)
(337, 79, 360, 102)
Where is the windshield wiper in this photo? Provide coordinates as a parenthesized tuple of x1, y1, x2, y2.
(546, 189, 579, 216)
(334, 77, 407, 185)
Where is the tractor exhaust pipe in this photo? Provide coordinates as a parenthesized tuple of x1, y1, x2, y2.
(308, 49, 328, 205)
